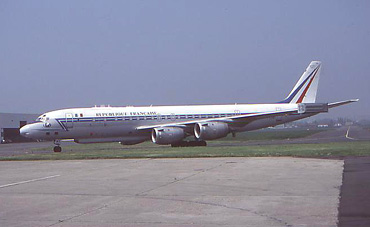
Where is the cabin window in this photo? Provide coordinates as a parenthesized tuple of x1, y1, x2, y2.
(75, 114, 78, 117)
(80, 113, 83, 117)
(46, 132, 50, 136)
(54, 132, 58, 135)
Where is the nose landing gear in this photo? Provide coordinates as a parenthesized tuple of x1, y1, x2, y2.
(53, 146, 62, 152)
(53, 139, 62, 152)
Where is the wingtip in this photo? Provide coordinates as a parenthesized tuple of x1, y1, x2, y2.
(347, 99, 360, 103)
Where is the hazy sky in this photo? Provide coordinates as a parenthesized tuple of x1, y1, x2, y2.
(1, 0, 369, 118)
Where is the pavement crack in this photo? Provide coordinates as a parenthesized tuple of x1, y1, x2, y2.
(45, 197, 123, 227)
(136, 163, 224, 196)
(139, 196, 292, 227)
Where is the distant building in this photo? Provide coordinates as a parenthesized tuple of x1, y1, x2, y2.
(345, 121, 354, 126)
(318, 124, 329, 128)
(0, 113, 39, 143)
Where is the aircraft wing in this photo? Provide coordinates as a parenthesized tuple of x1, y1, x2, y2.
(136, 109, 298, 130)
(328, 99, 359, 108)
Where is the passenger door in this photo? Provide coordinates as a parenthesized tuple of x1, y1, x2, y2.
(65, 113, 74, 129)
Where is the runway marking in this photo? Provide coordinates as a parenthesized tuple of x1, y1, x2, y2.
(345, 126, 356, 140)
(0, 175, 60, 189)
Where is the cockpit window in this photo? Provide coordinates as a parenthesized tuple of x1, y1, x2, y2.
(36, 115, 48, 122)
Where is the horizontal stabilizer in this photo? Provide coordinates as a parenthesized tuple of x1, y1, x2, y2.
(328, 99, 359, 108)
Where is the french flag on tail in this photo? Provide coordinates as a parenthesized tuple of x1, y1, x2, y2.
(280, 61, 321, 104)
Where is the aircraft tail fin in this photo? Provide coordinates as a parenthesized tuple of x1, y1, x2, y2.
(280, 61, 321, 104)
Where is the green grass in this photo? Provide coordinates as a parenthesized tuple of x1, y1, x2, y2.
(1, 128, 368, 161)
(215, 128, 325, 142)
(1, 141, 370, 161)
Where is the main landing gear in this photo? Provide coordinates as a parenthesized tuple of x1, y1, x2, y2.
(53, 139, 62, 152)
(171, 140, 207, 147)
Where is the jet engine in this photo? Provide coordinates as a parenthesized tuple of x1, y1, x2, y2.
(151, 127, 186, 145)
(194, 122, 229, 140)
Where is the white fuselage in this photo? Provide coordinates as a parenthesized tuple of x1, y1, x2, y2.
(19, 61, 357, 148)
(20, 103, 314, 144)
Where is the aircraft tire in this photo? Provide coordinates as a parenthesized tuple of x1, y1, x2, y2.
(198, 140, 207, 146)
(53, 146, 62, 152)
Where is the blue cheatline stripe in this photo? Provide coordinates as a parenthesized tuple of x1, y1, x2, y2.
(278, 67, 318, 104)
(55, 119, 67, 131)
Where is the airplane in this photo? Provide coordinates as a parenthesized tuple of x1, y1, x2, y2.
(20, 61, 358, 152)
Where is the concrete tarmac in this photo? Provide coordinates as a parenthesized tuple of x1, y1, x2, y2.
(0, 158, 343, 227)
(338, 157, 370, 227)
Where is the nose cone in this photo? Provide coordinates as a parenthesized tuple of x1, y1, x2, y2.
(20, 123, 45, 140)
(20, 125, 31, 138)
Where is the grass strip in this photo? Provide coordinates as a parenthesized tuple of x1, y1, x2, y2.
(1, 141, 369, 161)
